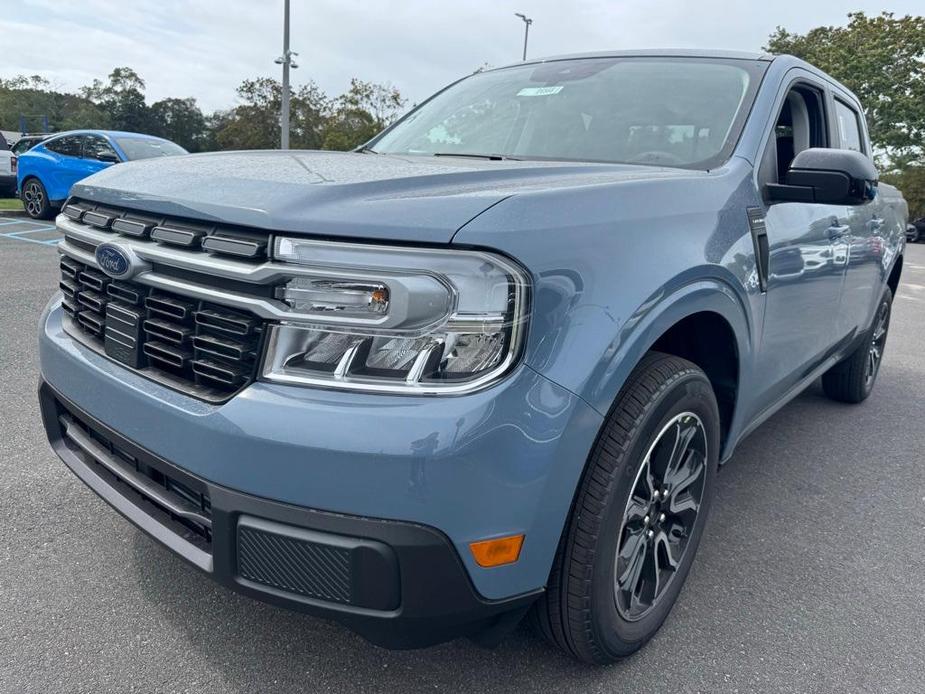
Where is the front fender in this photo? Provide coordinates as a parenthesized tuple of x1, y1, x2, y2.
(453, 164, 763, 461)
(584, 279, 751, 411)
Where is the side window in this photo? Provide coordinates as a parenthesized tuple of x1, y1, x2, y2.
(83, 135, 119, 161)
(45, 136, 82, 158)
(834, 99, 863, 152)
(759, 83, 828, 187)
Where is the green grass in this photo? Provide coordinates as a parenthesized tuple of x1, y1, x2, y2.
(0, 198, 22, 210)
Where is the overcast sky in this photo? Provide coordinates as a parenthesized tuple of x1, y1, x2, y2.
(1, 1, 921, 113)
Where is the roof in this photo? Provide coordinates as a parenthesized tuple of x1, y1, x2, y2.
(498, 48, 773, 71)
(45, 129, 167, 141)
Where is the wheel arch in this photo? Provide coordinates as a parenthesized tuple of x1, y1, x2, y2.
(20, 173, 48, 196)
(584, 280, 752, 460)
(887, 253, 903, 297)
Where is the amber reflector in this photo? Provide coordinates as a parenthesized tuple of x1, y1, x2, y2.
(469, 534, 525, 568)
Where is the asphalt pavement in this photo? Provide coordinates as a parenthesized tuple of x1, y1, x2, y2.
(1, 229, 923, 693)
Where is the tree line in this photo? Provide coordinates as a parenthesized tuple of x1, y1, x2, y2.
(1, 11, 922, 217)
(0, 68, 406, 154)
(766, 11, 925, 219)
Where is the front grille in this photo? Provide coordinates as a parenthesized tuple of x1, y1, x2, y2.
(60, 256, 265, 401)
(63, 199, 269, 260)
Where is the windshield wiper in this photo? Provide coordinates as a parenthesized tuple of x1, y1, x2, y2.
(355, 145, 378, 154)
(433, 152, 521, 161)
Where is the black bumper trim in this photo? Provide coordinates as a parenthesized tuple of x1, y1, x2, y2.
(39, 381, 541, 648)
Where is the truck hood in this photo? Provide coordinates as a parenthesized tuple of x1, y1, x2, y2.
(71, 150, 700, 244)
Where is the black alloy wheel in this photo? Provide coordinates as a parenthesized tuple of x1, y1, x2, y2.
(614, 412, 708, 621)
(533, 352, 720, 664)
(865, 299, 890, 388)
(822, 287, 893, 404)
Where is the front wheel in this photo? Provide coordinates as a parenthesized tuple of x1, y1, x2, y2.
(21, 178, 55, 220)
(533, 352, 720, 664)
(822, 287, 892, 403)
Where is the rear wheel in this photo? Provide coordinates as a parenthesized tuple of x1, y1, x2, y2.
(822, 287, 892, 403)
(22, 178, 54, 219)
(533, 352, 720, 664)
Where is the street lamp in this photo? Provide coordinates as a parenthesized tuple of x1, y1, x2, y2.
(274, 0, 299, 149)
(514, 13, 533, 61)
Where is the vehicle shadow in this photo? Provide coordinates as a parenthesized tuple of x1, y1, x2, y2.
(129, 364, 922, 693)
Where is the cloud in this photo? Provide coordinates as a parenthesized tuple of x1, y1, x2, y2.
(1, 0, 921, 113)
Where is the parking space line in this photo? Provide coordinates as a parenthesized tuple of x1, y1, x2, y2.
(0, 218, 63, 246)
(0, 232, 61, 246)
(0, 218, 56, 228)
(2, 225, 58, 235)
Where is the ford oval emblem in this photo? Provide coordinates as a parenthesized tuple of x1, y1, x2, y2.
(95, 243, 133, 279)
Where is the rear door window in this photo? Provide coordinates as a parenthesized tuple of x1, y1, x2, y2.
(834, 100, 863, 152)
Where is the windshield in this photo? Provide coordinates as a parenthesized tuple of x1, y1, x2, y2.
(372, 57, 764, 169)
(115, 137, 187, 160)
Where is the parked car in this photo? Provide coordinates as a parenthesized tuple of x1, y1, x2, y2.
(907, 217, 925, 243)
(0, 136, 15, 196)
(38, 50, 907, 664)
(11, 134, 49, 156)
(17, 130, 187, 219)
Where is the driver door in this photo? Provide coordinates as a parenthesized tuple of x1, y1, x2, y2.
(79, 134, 121, 177)
(751, 77, 849, 411)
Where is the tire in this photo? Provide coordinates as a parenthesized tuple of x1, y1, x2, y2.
(533, 351, 720, 664)
(822, 287, 892, 404)
(21, 178, 55, 220)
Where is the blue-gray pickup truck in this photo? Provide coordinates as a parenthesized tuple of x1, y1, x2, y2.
(39, 50, 907, 663)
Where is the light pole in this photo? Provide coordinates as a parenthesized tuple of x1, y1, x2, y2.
(274, 0, 299, 149)
(514, 13, 533, 61)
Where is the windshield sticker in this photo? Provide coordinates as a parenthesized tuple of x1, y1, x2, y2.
(517, 86, 564, 96)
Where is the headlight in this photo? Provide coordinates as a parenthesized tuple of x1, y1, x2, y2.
(261, 237, 530, 394)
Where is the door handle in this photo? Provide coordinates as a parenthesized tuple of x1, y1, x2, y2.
(869, 217, 884, 231)
(827, 224, 850, 239)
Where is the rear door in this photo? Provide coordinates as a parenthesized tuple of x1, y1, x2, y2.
(43, 135, 88, 196)
(828, 94, 884, 340)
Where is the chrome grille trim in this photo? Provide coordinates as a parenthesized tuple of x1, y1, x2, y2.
(58, 217, 452, 329)
(63, 204, 85, 222)
(201, 235, 266, 258)
(151, 225, 206, 247)
(60, 216, 333, 284)
(82, 210, 114, 229)
(111, 218, 152, 237)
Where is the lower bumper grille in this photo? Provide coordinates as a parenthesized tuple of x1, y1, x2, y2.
(238, 518, 352, 604)
(57, 410, 213, 551)
(60, 257, 265, 402)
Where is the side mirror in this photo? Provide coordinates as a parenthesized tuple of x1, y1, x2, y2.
(96, 151, 120, 163)
(767, 148, 878, 205)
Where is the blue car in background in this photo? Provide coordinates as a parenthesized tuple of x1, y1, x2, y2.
(17, 130, 187, 219)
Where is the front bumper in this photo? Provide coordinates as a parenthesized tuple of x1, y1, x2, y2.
(39, 299, 603, 645)
(41, 382, 541, 647)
